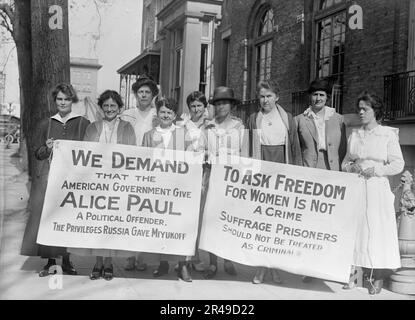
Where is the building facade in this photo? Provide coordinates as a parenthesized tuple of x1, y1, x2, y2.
(118, 0, 222, 113)
(70, 57, 102, 102)
(215, 0, 415, 179)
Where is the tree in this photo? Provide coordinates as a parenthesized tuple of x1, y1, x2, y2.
(0, 0, 70, 177)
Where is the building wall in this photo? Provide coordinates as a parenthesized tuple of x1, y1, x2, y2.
(70, 58, 101, 102)
(220, 0, 411, 114)
(342, 0, 410, 112)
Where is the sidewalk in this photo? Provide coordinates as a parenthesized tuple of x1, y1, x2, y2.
(0, 144, 414, 300)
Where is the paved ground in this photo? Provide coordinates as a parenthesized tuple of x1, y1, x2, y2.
(1, 144, 414, 300)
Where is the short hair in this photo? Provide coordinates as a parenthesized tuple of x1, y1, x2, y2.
(257, 80, 280, 95)
(52, 83, 79, 103)
(356, 91, 384, 121)
(186, 91, 208, 108)
(155, 97, 178, 114)
(131, 76, 159, 96)
(97, 90, 124, 109)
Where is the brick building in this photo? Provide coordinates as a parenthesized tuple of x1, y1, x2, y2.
(214, 0, 415, 176)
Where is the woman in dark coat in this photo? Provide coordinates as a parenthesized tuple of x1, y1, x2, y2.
(247, 80, 301, 284)
(20, 83, 90, 277)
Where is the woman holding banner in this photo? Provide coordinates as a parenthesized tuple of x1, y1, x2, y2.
(142, 97, 205, 281)
(21, 83, 90, 277)
(247, 80, 301, 284)
(179, 91, 211, 273)
(295, 78, 347, 283)
(68, 90, 136, 281)
(342, 92, 404, 295)
(202, 86, 249, 279)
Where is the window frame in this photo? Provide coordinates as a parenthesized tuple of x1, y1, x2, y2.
(251, 5, 275, 98)
(311, 0, 348, 82)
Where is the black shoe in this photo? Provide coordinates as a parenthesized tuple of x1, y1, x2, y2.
(62, 261, 77, 275)
(204, 264, 217, 279)
(38, 260, 57, 277)
(153, 261, 169, 278)
(89, 266, 103, 280)
(224, 261, 237, 276)
(102, 265, 114, 281)
(368, 279, 383, 295)
(178, 262, 192, 282)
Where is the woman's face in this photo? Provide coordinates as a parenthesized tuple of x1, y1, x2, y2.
(358, 100, 376, 125)
(135, 85, 153, 109)
(157, 105, 176, 128)
(102, 98, 120, 122)
(259, 88, 278, 114)
(214, 100, 232, 120)
(56, 91, 73, 116)
(310, 90, 328, 112)
(189, 100, 205, 122)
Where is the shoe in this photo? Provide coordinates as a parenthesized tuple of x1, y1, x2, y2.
(192, 261, 206, 272)
(136, 263, 147, 272)
(342, 270, 358, 290)
(270, 269, 283, 284)
(204, 264, 217, 279)
(61, 261, 77, 275)
(302, 276, 312, 283)
(252, 267, 266, 284)
(102, 265, 114, 281)
(178, 262, 192, 282)
(153, 261, 169, 278)
(368, 279, 383, 295)
(38, 260, 57, 277)
(124, 257, 136, 271)
(89, 266, 103, 280)
(224, 261, 237, 276)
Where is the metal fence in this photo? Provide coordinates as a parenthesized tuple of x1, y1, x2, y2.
(384, 70, 415, 120)
(235, 99, 259, 126)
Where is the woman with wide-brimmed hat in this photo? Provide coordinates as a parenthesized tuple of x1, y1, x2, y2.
(202, 86, 249, 279)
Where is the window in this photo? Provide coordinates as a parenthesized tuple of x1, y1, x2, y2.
(173, 28, 183, 102)
(254, 8, 275, 86)
(313, 0, 347, 112)
(199, 44, 208, 94)
(315, 11, 346, 81)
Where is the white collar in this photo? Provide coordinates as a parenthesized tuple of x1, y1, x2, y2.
(51, 112, 82, 124)
(303, 106, 335, 121)
(156, 124, 177, 133)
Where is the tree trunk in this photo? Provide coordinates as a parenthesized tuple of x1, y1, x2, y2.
(29, 0, 70, 177)
(12, 0, 32, 173)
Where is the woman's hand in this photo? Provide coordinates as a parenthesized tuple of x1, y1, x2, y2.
(46, 138, 54, 149)
(348, 163, 362, 174)
(360, 167, 375, 179)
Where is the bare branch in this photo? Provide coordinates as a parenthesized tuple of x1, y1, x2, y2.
(0, 3, 14, 21)
(0, 10, 13, 35)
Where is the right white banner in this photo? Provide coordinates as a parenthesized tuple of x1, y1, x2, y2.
(199, 158, 365, 283)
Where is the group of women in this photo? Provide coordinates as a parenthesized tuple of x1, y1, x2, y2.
(21, 76, 404, 295)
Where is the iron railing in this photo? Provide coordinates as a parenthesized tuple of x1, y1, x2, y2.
(235, 99, 259, 126)
(384, 70, 415, 120)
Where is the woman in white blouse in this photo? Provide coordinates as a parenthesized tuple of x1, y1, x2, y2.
(342, 92, 404, 295)
(68, 90, 136, 281)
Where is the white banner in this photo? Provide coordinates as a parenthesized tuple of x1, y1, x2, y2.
(199, 158, 365, 283)
(37, 140, 203, 256)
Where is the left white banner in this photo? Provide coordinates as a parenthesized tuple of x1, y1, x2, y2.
(37, 140, 203, 256)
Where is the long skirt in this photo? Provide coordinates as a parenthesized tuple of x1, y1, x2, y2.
(21, 173, 67, 258)
(353, 177, 401, 269)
